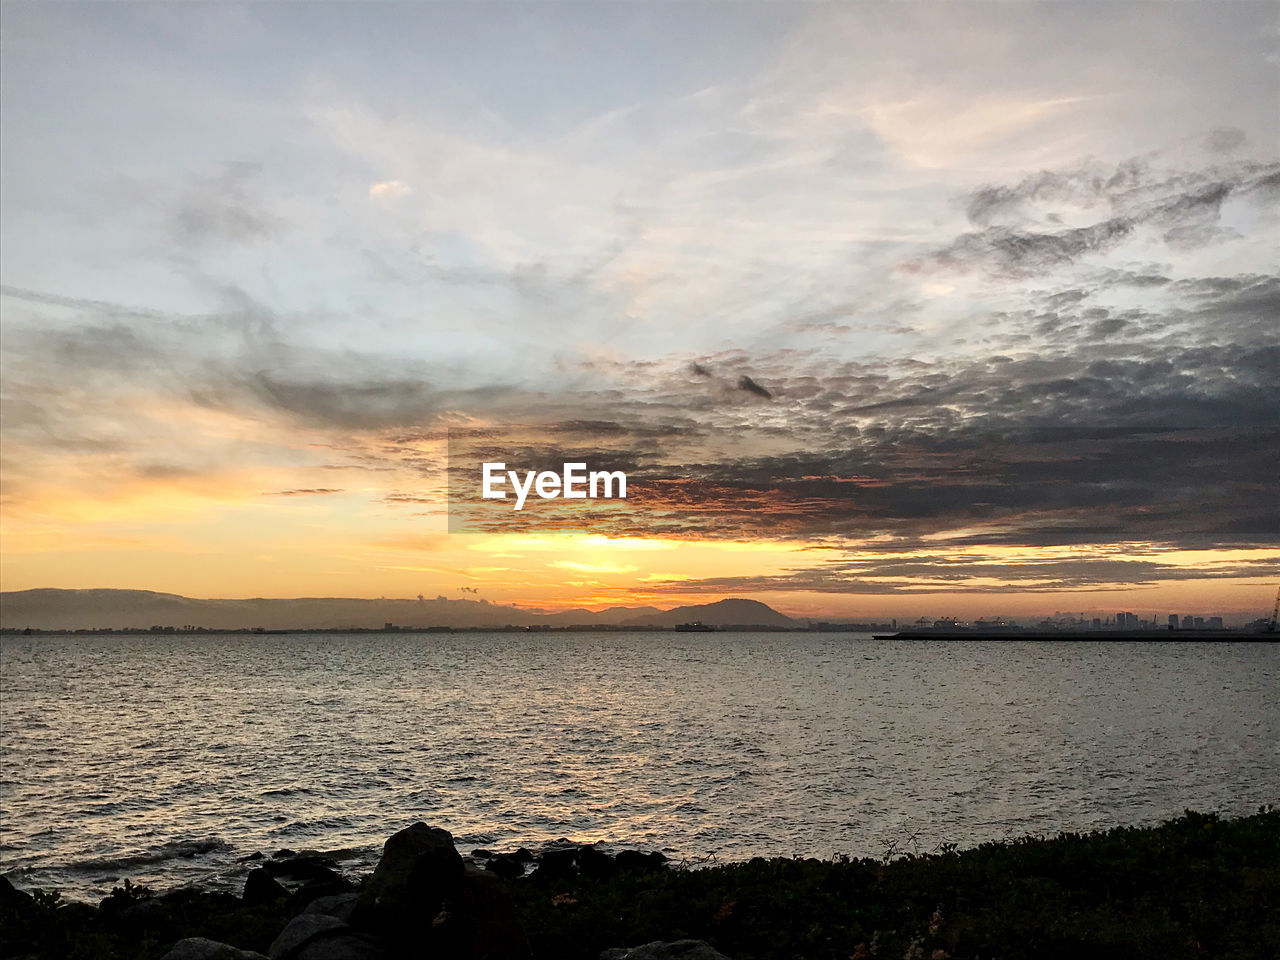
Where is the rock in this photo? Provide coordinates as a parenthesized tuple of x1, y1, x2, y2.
(268, 913, 385, 960)
(484, 852, 526, 881)
(161, 938, 268, 960)
(614, 850, 668, 874)
(263, 854, 344, 884)
(303, 891, 360, 923)
(532, 846, 578, 882)
(350, 824, 531, 959)
(289, 875, 354, 913)
(350, 822, 463, 940)
(578, 844, 616, 880)
(286, 934, 385, 960)
(269, 914, 346, 958)
(110, 897, 179, 939)
(599, 941, 732, 960)
(0, 875, 38, 919)
(58, 900, 99, 925)
(470, 849, 493, 859)
(243, 868, 289, 905)
(432, 865, 531, 960)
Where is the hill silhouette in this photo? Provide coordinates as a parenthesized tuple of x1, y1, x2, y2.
(0, 589, 797, 631)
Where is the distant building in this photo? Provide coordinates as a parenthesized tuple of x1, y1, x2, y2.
(1168, 614, 1179, 629)
(1207, 616, 1224, 629)
(1194, 617, 1205, 628)
(1182, 615, 1194, 629)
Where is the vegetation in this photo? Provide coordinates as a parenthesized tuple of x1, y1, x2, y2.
(512, 807, 1280, 959)
(3, 808, 1277, 959)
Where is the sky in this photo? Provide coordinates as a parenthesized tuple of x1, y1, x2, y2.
(1, 1, 1277, 621)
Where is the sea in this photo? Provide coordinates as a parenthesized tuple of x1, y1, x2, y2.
(1, 631, 1277, 901)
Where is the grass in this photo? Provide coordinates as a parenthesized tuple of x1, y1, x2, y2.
(509, 807, 1280, 960)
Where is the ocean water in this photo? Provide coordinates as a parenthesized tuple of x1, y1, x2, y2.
(1, 631, 1277, 901)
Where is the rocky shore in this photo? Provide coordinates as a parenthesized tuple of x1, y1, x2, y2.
(3, 808, 1278, 960)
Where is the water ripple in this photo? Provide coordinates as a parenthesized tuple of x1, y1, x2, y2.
(2, 632, 1278, 899)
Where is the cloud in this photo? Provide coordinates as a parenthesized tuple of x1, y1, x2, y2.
(737, 375, 773, 399)
(3, 130, 1274, 576)
(925, 157, 1280, 276)
(651, 552, 1279, 595)
(169, 163, 282, 247)
(549, 560, 639, 574)
(263, 488, 344, 496)
(925, 217, 1135, 277)
(1205, 127, 1247, 153)
(369, 180, 412, 200)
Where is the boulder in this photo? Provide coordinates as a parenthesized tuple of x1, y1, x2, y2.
(243, 868, 289, 905)
(303, 891, 360, 923)
(614, 850, 668, 874)
(263, 854, 347, 886)
(350, 822, 463, 942)
(161, 938, 268, 960)
(283, 934, 384, 960)
(269, 914, 346, 958)
(0, 875, 38, 920)
(351, 823, 530, 959)
(578, 844, 616, 880)
(483, 852, 526, 881)
(599, 942, 732, 960)
(268, 913, 384, 960)
(531, 847, 578, 882)
(432, 865, 531, 960)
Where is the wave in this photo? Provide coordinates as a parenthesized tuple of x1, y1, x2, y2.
(71, 837, 231, 872)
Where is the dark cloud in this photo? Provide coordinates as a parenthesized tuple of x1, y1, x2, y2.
(234, 372, 441, 430)
(927, 218, 1135, 276)
(931, 156, 1280, 277)
(737, 375, 773, 399)
(436, 328, 1279, 550)
(651, 553, 1278, 595)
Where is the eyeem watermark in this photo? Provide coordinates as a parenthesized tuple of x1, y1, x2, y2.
(482, 462, 627, 511)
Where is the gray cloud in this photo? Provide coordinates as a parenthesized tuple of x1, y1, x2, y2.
(169, 163, 282, 247)
(930, 157, 1280, 276)
(651, 553, 1278, 595)
(737, 375, 773, 399)
(1205, 127, 1247, 153)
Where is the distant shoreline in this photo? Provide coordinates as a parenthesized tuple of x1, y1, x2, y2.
(3, 625, 1275, 639)
(878, 628, 1277, 642)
